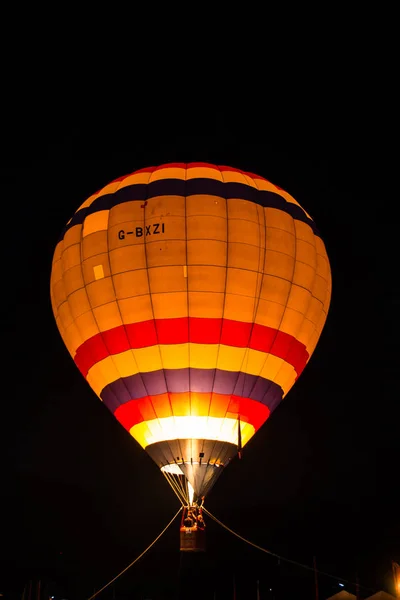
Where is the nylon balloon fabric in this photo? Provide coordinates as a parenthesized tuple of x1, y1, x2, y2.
(50, 163, 332, 498)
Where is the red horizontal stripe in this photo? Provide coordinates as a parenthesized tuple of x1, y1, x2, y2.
(74, 317, 308, 378)
(114, 393, 270, 433)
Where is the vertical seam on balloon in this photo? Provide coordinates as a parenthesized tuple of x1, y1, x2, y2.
(104, 177, 154, 435)
(270, 228, 319, 394)
(207, 165, 230, 466)
(74, 201, 122, 411)
(226, 173, 268, 430)
(246, 207, 301, 406)
(142, 172, 177, 465)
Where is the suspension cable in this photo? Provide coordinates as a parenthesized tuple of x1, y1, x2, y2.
(203, 507, 376, 593)
(162, 471, 187, 506)
(87, 506, 183, 600)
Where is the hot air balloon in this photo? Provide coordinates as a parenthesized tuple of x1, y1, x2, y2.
(50, 162, 331, 551)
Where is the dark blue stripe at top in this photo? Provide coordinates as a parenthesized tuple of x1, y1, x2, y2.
(60, 178, 319, 240)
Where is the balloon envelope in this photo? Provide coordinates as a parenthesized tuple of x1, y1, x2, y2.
(50, 162, 331, 499)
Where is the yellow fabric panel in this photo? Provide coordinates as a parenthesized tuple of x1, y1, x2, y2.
(83, 210, 109, 237)
(316, 249, 330, 283)
(260, 355, 295, 389)
(108, 201, 144, 227)
(55, 314, 66, 340)
(293, 260, 316, 290)
(63, 265, 84, 297)
(148, 167, 186, 182)
(58, 300, 74, 330)
(311, 273, 329, 305)
(228, 199, 260, 224)
(130, 416, 255, 449)
(118, 295, 154, 324)
(52, 278, 67, 309)
(188, 291, 225, 318)
(264, 250, 295, 280)
(67, 288, 91, 319)
(148, 266, 186, 294)
(116, 172, 152, 188)
(93, 301, 124, 332)
(254, 298, 286, 330)
(228, 242, 262, 271)
(274, 362, 298, 398)
(315, 236, 329, 260)
(279, 306, 306, 338)
(87, 350, 134, 392)
(113, 350, 140, 377)
(260, 274, 292, 304)
(86, 342, 296, 397)
(294, 220, 315, 246)
(146, 195, 186, 218)
(74, 308, 100, 340)
(63, 224, 83, 249)
(307, 296, 325, 326)
(109, 245, 146, 274)
(82, 231, 108, 261)
(134, 346, 164, 373)
(216, 345, 247, 372)
(248, 178, 281, 193)
(226, 267, 259, 297)
(187, 344, 219, 369)
(187, 215, 227, 242)
(229, 218, 264, 246)
(220, 170, 250, 185)
(223, 293, 257, 323)
(87, 368, 114, 401)
(113, 270, 150, 299)
(295, 239, 317, 269)
(147, 215, 186, 238)
(82, 254, 111, 285)
(159, 343, 189, 369)
(51, 258, 63, 286)
(63, 320, 84, 355)
(186, 195, 226, 217)
(296, 317, 316, 350)
(61, 244, 81, 272)
(323, 282, 332, 314)
(286, 284, 312, 315)
(146, 240, 186, 268)
(266, 227, 295, 257)
(186, 166, 223, 181)
(50, 288, 57, 317)
(188, 266, 226, 293)
(240, 174, 259, 189)
(187, 240, 227, 267)
(86, 277, 116, 309)
(264, 207, 295, 234)
(151, 292, 188, 319)
(53, 241, 64, 264)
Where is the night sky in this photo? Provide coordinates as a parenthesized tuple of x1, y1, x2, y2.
(1, 129, 398, 600)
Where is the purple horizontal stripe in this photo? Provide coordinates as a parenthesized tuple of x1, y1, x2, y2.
(100, 368, 283, 413)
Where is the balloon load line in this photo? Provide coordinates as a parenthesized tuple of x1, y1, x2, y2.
(87, 507, 183, 600)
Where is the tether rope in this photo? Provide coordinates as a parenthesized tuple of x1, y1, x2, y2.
(87, 506, 183, 600)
